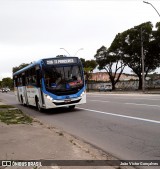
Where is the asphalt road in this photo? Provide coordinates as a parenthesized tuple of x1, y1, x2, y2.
(1, 92, 160, 166)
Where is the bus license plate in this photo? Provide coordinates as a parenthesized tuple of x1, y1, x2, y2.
(64, 99, 71, 103)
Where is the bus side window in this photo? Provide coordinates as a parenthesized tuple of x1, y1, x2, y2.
(25, 70, 29, 85)
(22, 75, 25, 86)
(26, 77, 29, 85)
(32, 76, 36, 84)
(36, 69, 41, 87)
(28, 76, 36, 85)
(14, 79, 18, 87)
(18, 77, 22, 86)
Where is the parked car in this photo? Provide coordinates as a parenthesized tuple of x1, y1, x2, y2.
(98, 84, 112, 92)
(1, 88, 10, 92)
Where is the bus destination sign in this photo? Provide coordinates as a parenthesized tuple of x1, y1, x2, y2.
(45, 58, 77, 65)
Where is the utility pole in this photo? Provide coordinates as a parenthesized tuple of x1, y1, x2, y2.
(141, 28, 145, 93)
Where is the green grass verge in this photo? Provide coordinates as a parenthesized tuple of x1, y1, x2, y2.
(0, 105, 15, 108)
(0, 106, 33, 125)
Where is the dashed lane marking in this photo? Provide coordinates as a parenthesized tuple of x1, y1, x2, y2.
(77, 107, 160, 124)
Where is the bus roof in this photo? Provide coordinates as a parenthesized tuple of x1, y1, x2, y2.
(13, 60, 41, 76)
(13, 56, 80, 76)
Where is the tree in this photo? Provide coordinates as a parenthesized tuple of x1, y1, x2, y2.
(80, 58, 97, 91)
(13, 63, 29, 73)
(1, 77, 13, 89)
(109, 22, 160, 90)
(94, 46, 126, 90)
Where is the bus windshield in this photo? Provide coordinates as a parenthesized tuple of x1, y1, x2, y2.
(43, 65, 84, 95)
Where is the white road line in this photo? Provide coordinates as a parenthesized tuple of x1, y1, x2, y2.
(88, 99, 160, 108)
(77, 107, 160, 124)
(125, 102, 160, 108)
(89, 99, 110, 103)
(51, 166, 60, 169)
(87, 95, 160, 101)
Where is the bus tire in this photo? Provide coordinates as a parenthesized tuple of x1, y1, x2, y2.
(26, 100, 29, 107)
(35, 98, 42, 112)
(21, 95, 24, 104)
(69, 105, 75, 110)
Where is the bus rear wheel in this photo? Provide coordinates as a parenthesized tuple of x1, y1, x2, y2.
(21, 95, 24, 105)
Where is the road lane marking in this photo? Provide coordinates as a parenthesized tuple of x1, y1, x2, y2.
(89, 99, 110, 103)
(77, 107, 160, 124)
(88, 99, 160, 108)
(87, 93, 160, 97)
(125, 102, 160, 108)
(87, 95, 160, 101)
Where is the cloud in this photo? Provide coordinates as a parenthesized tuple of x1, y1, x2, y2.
(0, 0, 160, 78)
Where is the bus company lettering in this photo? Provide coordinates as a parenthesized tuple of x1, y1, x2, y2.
(54, 59, 74, 64)
(46, 60, 54, 64)
(46, 59, 75, 65)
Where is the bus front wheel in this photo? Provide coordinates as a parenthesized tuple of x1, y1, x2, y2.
(69, 105, 75, 110)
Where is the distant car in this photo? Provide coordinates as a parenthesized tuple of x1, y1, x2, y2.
(1, 88, 10, 93)
(98, 84, 112, 92)
(6, 88, 10, 92)
(2, 88, 7, 93)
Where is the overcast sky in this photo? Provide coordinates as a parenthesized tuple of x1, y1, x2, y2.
(0, 0, 160, 80)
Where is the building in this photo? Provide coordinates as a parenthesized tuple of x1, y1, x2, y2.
(90, 72, 138, 82)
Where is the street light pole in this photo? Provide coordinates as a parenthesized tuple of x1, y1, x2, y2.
(143, 1, 160, 17)
(142, 1, 160, 92)
(74, 48, 83, 56)
(60, 48, 83, 56)
(60, 48, 71, 56)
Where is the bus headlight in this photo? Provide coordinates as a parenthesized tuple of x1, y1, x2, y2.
(46, 95, 53, 101)
(80, 91, 85, 97)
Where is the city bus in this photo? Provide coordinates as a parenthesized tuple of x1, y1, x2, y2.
(13, 56, 86, 111)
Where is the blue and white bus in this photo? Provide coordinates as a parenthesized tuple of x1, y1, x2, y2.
(13, 56, 86, 111)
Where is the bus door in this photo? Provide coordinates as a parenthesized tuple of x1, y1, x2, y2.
(36, 68, 45, 108)
(14, 78, 20, 102)
(22, 74, 29, 105)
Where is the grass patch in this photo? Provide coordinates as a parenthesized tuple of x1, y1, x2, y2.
(0, 108, 33, 125)
(0, 105, 15, 109)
